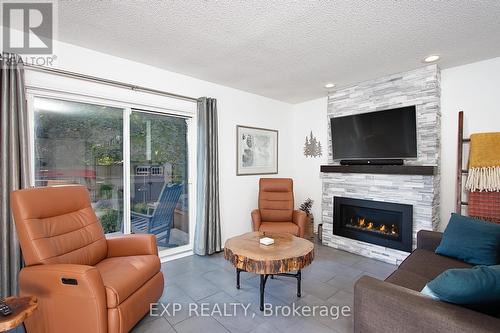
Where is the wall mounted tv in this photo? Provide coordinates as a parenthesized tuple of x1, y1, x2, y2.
(331, 106, 417, 160)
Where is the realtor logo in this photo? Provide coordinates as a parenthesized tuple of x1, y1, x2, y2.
(2, 1, 53, 54)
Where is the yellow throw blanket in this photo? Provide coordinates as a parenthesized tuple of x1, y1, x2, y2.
(465, 132, 500, 192)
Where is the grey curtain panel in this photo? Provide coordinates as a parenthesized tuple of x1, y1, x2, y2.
(194, 97, 221, 255)
(0, 54, 31, 297)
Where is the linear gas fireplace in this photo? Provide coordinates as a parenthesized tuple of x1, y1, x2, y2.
(333, 197, 413, 252)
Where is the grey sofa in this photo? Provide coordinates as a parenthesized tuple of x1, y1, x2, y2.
(354, 230, 500, 333)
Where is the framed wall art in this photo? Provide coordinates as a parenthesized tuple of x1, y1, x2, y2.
(236, 125, 278, 175)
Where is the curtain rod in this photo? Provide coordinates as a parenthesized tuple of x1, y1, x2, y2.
(24, 63, 199, 103)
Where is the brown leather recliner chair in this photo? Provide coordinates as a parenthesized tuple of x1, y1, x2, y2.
(251, 178, 307, 237)
(11, 185, 164, 333)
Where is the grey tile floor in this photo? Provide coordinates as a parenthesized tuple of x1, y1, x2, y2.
(132, 243, 396, 333)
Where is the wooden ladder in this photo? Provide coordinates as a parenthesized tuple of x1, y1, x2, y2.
(455, 111, 469, 213)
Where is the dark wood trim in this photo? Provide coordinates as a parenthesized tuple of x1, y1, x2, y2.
(320, 164, 436, 176)
(456, 111, 471, 212)
(456, 111, 464, 213)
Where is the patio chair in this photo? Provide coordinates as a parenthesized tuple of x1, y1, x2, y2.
(131, 183, 183, 247)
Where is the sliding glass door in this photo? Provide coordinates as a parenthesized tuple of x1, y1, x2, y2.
(129, 110, 190, 250)
(32, 96, 192, 254)
(34, 97, 125, 233)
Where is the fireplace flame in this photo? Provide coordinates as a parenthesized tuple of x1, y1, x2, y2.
(351, 216, 399, 237)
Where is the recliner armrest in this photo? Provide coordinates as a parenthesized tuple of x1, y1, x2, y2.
(354, 276, 499, 333)
(293, 210, 307, 238)
(251, 209, 262, 231)
(19, 264, 108, 333)
(106, 234, 158, 257)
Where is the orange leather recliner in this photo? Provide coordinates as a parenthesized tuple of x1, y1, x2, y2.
(11, 185, 164, 333)
(251, 178, 307, 237)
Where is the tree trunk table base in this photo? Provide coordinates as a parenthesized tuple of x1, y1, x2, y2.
(224, 232, 314, 311)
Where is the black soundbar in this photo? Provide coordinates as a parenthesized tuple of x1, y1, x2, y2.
(339, 159, 404, 166)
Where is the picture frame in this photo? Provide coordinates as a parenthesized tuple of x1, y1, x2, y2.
(236, 125, 278, 176)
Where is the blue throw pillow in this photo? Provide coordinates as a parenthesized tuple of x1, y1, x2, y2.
(421, 265, 500, 312)
(436, 213, 500, 265)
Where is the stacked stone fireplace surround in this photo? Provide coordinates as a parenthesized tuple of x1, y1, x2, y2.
(321, 65, 441, 265)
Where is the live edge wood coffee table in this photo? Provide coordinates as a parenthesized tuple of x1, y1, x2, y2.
(224, 232, 314, 311)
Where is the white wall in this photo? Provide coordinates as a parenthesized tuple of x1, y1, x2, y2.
(292, 97, 328, 229)
(26, 41, 294, 243)
(440, 56, 500, 229)
(27, 40, 500, 240)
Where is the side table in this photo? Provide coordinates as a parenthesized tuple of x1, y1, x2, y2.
(0, 297, 37, 332)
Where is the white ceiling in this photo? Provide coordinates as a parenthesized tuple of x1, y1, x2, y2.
(58, 1, 500, 104)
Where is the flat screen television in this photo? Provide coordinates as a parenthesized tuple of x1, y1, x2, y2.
(331, 106, 417, 160)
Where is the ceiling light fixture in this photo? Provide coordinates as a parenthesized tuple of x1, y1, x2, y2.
(423, 55, 440, 63)
(324, 83, 335, 89)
